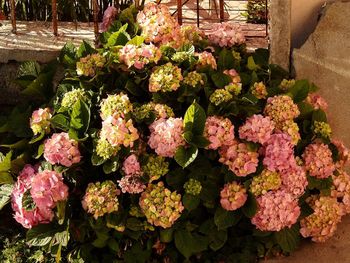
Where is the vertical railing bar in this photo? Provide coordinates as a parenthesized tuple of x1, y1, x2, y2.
(219, 0, 224, 22)
(10, 0, 16, 34)
(265, 0, 268, 37)
(196, 0, 199, 28)
(52, 0, 58, 36)
(177, 0, 182, 25)
(93, 0, 99, 45)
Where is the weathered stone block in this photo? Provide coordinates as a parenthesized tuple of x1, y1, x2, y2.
(293, 1, 350, 147)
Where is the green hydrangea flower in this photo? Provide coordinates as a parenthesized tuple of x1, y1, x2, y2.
(100, 93, 133, 119)
(313, 121, 332, 138)
(171, 51, 190, 63)
(142, 154, 169, 182)
(61, 88, 88, 108)
(250, 170, 282, 196)
(149, 63, 183, 93)
(225, 83, 242, 96)
(184, 179, 202, 196)
(279, 79, 296, 91)
(210, 89, 233, 106)
(183, 71, 204, 87)
(96, 138, 119, 160)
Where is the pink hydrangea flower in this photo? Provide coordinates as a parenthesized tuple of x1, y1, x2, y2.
(306, 93, 328, 111)
(280, 165, 308, 198)
(30, 107, 52, 135)
(332, 139, 350, 169)
(11, 165, 53, 229)
(223, 69, 241, 84)
(117, 175, 146, 194)
(204, 116, 235, 150)
(30, 170, 69, 209)
(122, 154, 142, 176)
(100, 115, 139, 148)
(332, 170, 350, 215)
(136, 3, 183, 48)
(219, 140, 259, 177)
(251, 190, 301, 232)
(302, 142, 335, 179)
(239, 114, 275, 145)
(119, 44, 162, 70)
(195, 51, 217, 70)
(100, 6, 118, 32)
(148, 117, 186, 158)
(206, 22, 245, 47)
(220, 181, 247, 211)
(264, 95, 300, 125)
(262, 133, 296, 173)
(300, 196, 342, 242)
(44, 133, 81, 167)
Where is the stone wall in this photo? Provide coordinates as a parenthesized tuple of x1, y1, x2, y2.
(293, 1, 350, 147)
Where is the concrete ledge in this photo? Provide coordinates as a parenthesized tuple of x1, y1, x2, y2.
(0, 21, 95, 63)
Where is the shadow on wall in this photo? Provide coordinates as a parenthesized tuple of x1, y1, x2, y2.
(291, 0, 328, 49)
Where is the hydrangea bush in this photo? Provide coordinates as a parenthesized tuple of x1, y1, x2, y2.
(0, 3, 349, 262)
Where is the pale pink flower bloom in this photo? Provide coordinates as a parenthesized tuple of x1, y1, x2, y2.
(100, 115, 139, 148)
(239, 114, 275, 145)
(195, 51, 217, 70)
(206, 22, 245, 47)
(118, 175, 146, 194)
(306, 93, 328, 111)
(122, 154, 142, 176)
(332, 170, 350, 215)
(332, 139, 350, 169)
(219, 140, 259, 177)
(100, 6, 118, 32)
(280, 165, 308, 198)
(30, 107, 52, 135)
(11, 165, 53, 229)
(220, 181, 247, 211)
(204, 116, 235, 150)
(30, 170, 68, 209)
(302, 142, 335, 179)
(262, 132, 296, 173)
(44, 132, 81, 167)
(300, 196, 342, 242)
(148, 118, 186, 158)
(251, 190, 301, 232)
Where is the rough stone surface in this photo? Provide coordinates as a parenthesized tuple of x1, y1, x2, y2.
(269, 0, 291, 71)
(293, 1, 350, 147)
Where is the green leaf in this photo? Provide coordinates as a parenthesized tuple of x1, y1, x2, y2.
(218, 48, 235, 70)
(166, 168, 187, 190)
(53, 228, 70, 247)
(26, 224, 60, 247)
(211, 72, 231, 88)
(77, 40, 95, 58)
(175, 145, 198, 168)
(106, 24, 130, 47)
(160, 228, 174, 243)
(174, 229, 208, 259)
(241, 193, 258, 218)
(91, 152, 107, 166)
(103, 157, 120, 174)
(209, 229, 227, 251)
(92, 230, 109, 248)
(288, 79, 310, 103)
(127, 36, 145, 46)
(247, 56, 259, 71)
(51, 114, 70, 131)
(307, 175, 333, 192)
(214, 207, 242, 230)
(70, 100, 91, 134)
(0, 184, 14, 210)
(183, 131, 194, 143)
(59, 42, 77, 66)
(22, 189, 36, 211)
(298, 102, 314, 118)
(184, 101, 206, 136)
(183, 194, 200, 211)
(126, 218, 144, 231)
(274, 224, 301, 253)
(7, 107, 32, 138)
(0, 151, 12, 172)
(312, 109, 328, 123)
(191, 136, 210, 148)
(17, 61, 40, 78)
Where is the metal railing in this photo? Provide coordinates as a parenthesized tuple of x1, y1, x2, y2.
(3, 0, 268, 44)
